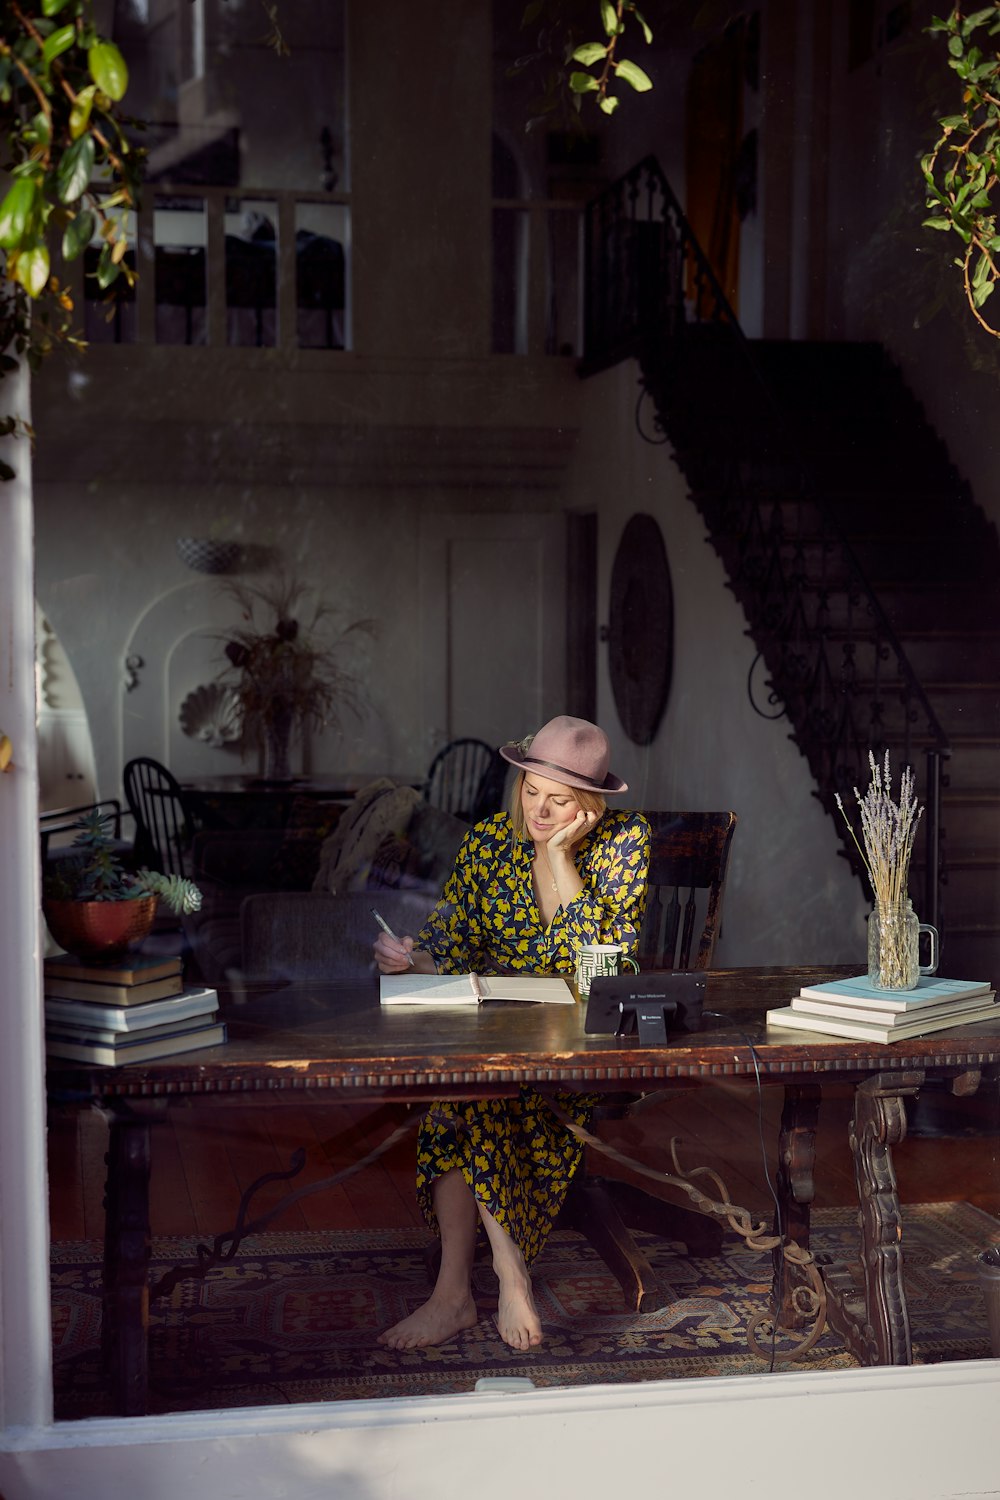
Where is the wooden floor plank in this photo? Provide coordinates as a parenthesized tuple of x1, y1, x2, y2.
(261, 1102, 362, 1233)
(46, 1080, 1000, 1246)
(221, 1106, 312, 1232)
(317, 1103, 424, 1230)
(169, 1104, 250, 1239)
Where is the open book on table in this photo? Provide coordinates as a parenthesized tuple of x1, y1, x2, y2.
(379, 973, 575, 1006)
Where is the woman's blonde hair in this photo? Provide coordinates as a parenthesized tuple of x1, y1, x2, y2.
(508, 769, 607, 838)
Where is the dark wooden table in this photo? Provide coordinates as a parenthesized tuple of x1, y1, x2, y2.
(48, 966, 1000, 1414)
(179, 774, 366, 830)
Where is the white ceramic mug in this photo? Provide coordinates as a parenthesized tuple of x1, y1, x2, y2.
(575, 943, 639, 998)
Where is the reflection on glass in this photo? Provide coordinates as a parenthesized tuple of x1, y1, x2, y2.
(492, 206, 528, 354)
(296, 203, 348, 350)
(225, 197, 277, 347)
(155, 196, 207, 346)
(546, 206, 583, 358)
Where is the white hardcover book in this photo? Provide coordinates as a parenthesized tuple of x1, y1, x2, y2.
(45, 1021, 228, 1066)
(44, 985, 220, 1032)
(791, 991, 996, 1028)
(796, 974, 994, 1010)
(379, 974, 574, 1006)
(766, 1000, 1000, 1044)
(45, 1011, 217, 1048)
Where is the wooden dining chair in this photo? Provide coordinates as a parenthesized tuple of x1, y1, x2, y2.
(558, 808, 739, 1312)
(423, 738, 497, 823)
(123, 757, 198, 878)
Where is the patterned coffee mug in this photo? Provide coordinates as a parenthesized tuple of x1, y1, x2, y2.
(575, 943, 639, 998)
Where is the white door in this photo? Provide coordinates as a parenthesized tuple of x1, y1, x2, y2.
(419, 511, 567, 756)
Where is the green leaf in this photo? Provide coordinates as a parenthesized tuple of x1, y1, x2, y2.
(937, 114, 966, 129)
(41, 0, 75, 14)
(94, 241, 120, 288)
(41, 24, 75, 69)
(55, 133, 95, 203)
(88, 40, 128, 101)
(69, 82, 96, 139)
(973, 250, 992, 286)
(599, 93, 619, 114)
(572, 42, 609, 65)
(922, 215, 952, 230)
(12, 242, 51, 298)
(62, 207, 95, 261)
(972, 278, 995, 307)
(23, 110, 52, 147)
(569, 70, 600, 93)
(948, 34, 965, 56)
(963, 7, 997, 34)
(0, 178, 39, 250)
(615, 57, 653, 91)
(628, 6, 653, 44)
(600, 1, 619, 37)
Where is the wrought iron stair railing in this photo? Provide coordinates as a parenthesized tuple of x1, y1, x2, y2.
(581, 156, 950, 927)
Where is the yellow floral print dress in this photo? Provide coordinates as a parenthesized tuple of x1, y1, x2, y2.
(414, 808, 650, 1265)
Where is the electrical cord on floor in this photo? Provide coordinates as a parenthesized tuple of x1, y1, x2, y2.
(702, 1010, 785, 1373)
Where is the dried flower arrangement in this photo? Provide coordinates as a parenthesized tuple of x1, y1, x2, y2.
(835, 752, 927, 987)
(834, 750, 924, 906)
(216, 573, 375, 779)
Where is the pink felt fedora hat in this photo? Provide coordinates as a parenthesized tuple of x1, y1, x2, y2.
(499, 716, 627, 794)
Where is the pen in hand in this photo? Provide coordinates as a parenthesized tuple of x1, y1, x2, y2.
(370, 906, 416, 967)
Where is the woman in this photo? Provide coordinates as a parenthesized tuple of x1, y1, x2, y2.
(374, 716, 650, 1353)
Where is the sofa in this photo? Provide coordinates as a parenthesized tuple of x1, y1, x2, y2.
(184, 779, 468, 990)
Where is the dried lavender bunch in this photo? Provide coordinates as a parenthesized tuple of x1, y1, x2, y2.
(835, 751, 924, 907)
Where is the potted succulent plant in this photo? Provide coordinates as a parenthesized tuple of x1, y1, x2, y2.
(42, 809, 202, 960)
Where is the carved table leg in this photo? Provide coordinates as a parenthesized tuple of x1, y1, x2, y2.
(771, 1083, 821, 1328)
(99, 1104, 153, 1417)
(823, 1070, 924, 1366)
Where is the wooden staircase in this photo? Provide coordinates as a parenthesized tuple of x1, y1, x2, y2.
(639, 333, 1000, 981)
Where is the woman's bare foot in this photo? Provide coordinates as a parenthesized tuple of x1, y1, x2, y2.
(494, 1274, 543, 1351)
(378, 1291, 479, 1350)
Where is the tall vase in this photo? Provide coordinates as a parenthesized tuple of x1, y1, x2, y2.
(261, 699, 294, 781)
(867, 897, 939, 990)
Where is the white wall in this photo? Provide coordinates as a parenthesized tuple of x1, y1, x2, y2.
(571, 360, 866, 966)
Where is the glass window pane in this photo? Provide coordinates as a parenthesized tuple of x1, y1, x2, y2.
(155, 195, 207, 346)
(112, 1, 347, 193)
(296, 203, 349, 350)
(225, 197, 277, 347)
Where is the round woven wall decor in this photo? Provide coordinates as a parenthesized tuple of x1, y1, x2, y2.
(607, 512, 673, 746)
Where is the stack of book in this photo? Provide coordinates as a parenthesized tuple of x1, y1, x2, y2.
(44, 952, 226, 1064)
(766, 974, 998, 1043)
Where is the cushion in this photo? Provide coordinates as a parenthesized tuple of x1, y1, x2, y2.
(366, 831, 423, 891)
(405, 801, 469, 890)
(313, 780, 423, 894)
(271, 798, 345, 891)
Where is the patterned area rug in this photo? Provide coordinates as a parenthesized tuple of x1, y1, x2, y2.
(51, 1201, 1000, 1417)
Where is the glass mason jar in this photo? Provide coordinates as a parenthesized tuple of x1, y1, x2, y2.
(867, 897, 939, 991)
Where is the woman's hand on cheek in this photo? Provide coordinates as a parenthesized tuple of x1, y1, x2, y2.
(547, 808, 599, 855)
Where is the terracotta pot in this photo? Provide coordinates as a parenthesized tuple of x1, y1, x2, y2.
(43, 897, 158, 960)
